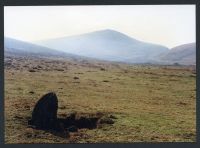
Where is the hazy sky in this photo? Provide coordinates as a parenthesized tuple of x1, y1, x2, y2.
(4, 5, 195, 48)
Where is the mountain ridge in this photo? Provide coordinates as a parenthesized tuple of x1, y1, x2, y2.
(5, 29, 196, 65)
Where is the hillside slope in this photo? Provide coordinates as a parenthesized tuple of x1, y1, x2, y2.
(159, 43, 196, 65)
(4, 37, 78, 58)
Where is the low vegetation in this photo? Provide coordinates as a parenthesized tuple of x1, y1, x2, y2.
(5, 55, 196, 143)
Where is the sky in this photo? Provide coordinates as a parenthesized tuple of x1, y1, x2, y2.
(4, 5, 195, 48)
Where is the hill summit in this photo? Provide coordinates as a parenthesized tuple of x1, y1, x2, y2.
(36, 29, 169, 63)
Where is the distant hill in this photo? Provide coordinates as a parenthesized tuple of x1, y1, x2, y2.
(36, 29, 169, 63)
(4, 37, 79, 59)
(158, 43, 196, 65)
(5, 33, 196, 65)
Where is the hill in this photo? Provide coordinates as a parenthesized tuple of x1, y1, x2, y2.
(4, 37, 79, 59)
(158, 43, 196, 65)
(36, 29, 169, 63)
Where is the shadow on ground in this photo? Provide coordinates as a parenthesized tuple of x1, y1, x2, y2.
(28, 112, 116, 138)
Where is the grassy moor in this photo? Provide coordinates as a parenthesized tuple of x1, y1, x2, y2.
(5, 55, 196, 143)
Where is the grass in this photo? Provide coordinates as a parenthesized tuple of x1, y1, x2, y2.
(4, 56, 196, 143)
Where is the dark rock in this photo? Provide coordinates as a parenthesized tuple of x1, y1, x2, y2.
(29, 69, 36, 72)
(29, 91, 35, 94)
(28, 92, 58, 129)
(73, 77, 79, 80)
(28, 92, 116, 138)
(178, 101, 187, 106)
(55, 69, 64, 71)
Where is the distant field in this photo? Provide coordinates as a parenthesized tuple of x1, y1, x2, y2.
(5, 56, 196, 143)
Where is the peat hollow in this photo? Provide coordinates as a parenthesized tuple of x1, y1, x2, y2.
(28, 92, 115, 138)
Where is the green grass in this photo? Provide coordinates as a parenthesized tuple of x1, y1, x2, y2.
(5, 57, 196, 143)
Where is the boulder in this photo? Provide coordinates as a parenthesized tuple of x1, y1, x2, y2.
(28, 92, 58, 129)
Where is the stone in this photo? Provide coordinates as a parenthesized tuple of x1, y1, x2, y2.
(73, 77, 79, 80)
(100, 68, 106, 71)
(29, 91, 34, 94)
(28, 92, 58, 129)
(29, 69, 36, 72)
